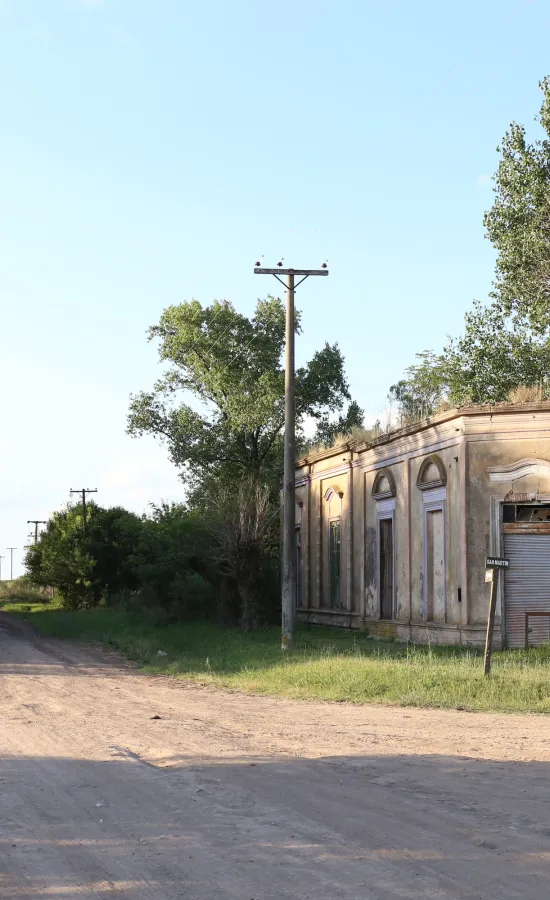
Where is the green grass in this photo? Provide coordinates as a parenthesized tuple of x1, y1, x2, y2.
(0, 577, 51, 606)
(3, 601, 550, 713)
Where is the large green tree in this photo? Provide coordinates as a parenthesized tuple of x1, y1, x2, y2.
(389, 78, 550, 417)
(388, 351, 447, 424)
(25, 500, 215, 616)
(127, 296, 362, 489)
(25, 503, 143, 609)
(443, 302, 550, 404)
(485, 77, 550, 332)
(388, 303, 550, 419)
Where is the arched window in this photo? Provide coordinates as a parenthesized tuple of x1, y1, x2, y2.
(417, 455, 447, 490)
(372, 468, 397, 499)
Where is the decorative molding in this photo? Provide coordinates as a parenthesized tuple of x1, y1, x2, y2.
(488, 458, 550, 483)
(376, 497, 396, 515)
(417, 454, 447, 490)
(311, 463, 351, 483)
(324, 485, 344, 501)
(353, 436, 462, 473)
(422, 486, 447, 505)
(372, 467, 397, 499)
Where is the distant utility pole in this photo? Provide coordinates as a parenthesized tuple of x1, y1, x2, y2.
(254, 262, 329, 651)
(0, 556, 4, 581)
(27, 520, 47, 544)
(6, 548, 17, 581)
(70, 489, 98, 538)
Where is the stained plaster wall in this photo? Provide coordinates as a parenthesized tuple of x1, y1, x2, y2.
(465, 413, 550, 626)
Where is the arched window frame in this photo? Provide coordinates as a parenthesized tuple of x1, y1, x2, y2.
(417, 454, 447, 491)
(372, 468, 397, 500)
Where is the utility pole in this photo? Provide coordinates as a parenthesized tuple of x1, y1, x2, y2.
(6, 548, 17, 581)
(70, 489, 98, 538)
(254, 262, 329, 650)
(27, 520, 47, 544)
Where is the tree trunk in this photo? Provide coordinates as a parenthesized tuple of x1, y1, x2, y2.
(238, 580, 261, 631)
(218, 575, 240, 627)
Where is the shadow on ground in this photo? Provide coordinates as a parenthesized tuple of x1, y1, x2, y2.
(1, 749, 550, 899)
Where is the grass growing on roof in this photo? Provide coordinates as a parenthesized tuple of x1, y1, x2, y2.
(2, 601, 550, 714)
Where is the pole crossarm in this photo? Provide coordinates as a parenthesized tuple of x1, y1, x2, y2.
(27, 520, 47, 543)
(254, 268, 328, 276)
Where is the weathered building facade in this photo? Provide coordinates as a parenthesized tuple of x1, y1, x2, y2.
(294, 402, 550, 648)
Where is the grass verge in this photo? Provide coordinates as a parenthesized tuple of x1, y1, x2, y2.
(3, 602, 550, 713)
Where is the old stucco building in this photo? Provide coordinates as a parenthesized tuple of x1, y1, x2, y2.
(294, 402, 550, 648)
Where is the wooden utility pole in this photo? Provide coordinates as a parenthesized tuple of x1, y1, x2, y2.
(27, 520, 47, 544)
(253, 263, 329, 650)
(70, 488, 98, 537)
(6, 548, 17, 581)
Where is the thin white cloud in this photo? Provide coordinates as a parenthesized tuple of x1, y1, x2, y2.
(476, 174, 492, 188)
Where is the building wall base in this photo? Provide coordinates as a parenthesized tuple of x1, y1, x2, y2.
(297, 609, 501, 648)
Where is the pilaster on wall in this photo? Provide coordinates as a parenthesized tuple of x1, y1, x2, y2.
(304, 468, 311, 610)
(359, 467, 366, 617)
(346, 462, 353, 612)
(316, 477, 322, 608)
(459, 436, 468, 625)
(405, 457, 412, 622)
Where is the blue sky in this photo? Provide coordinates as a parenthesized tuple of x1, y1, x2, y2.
(1, 0, 549, 576)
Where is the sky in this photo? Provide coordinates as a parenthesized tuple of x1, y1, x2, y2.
(1, 0, 549, 577)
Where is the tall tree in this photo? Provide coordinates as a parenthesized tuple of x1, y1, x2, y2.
(127, 296, 361, 489)
(388, 351, 447, 424)
(388, 303, 550, 417)
(390, 78, 550, 415)
(484, 77, 550, 332)
(443, 302, 550, 404)
(309, 399, 365, 448)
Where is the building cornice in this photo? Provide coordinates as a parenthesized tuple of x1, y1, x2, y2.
(296, 402, 550, 469)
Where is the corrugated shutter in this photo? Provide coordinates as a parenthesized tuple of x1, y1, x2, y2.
(504, 534, 550, 648)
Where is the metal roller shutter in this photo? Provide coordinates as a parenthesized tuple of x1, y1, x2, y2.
(504, 534, 550, 648)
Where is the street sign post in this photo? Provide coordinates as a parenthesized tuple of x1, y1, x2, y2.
(483, 557, 508, 676)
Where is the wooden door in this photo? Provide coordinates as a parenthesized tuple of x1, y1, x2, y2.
(379, 518, 394, 619)
(426, 509, 445, 622)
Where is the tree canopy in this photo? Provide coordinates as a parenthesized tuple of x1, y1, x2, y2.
(127, 296, 362, 488)
(484, 77, 550, 332)
(25, 501, 214, 615)
(389, 78, 550, 420)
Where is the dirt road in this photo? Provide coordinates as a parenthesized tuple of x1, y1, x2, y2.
(2, 617, 550, 900)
